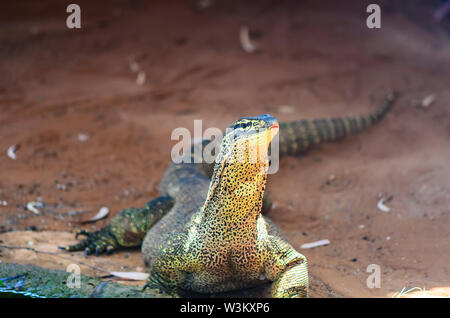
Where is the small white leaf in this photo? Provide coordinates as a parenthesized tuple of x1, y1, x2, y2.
(421, 94, 436, 108)
(7, 144, 20, 160)
(78, 133, 89, 142)
(109, 272, 149, 281)
(301, 239, 330, 249)
(239, 26, 257, 53)
(80, 206, 109, 224)
(26, 202, 41, 215)
(377, 198, 391, 212)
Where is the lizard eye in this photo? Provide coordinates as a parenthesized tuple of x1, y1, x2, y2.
(234, 122, 252, 130)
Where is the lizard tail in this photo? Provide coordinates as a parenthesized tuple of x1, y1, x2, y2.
(278, 91, 399, 156)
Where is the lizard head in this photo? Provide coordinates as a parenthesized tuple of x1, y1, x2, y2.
(203, 114, 279, 222)
(202, 114, 279, 224)
(220, 114, 279, 166)
(229, 113, 279, 139)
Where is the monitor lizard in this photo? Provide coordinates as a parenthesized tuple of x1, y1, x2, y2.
(60, 91, 398, 298)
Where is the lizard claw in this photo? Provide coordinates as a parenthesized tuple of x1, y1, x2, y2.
(75, 229, 90, 239)
(106, 245, 114, 255)
(60, 227, 119, 256)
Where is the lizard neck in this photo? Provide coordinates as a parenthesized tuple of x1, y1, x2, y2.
(201, 152, 269, 233)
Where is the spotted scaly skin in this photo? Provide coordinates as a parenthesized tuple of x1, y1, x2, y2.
(278, 91, 398, 156)
(144, 115, 308, 297)
(62, 92, 398, 297)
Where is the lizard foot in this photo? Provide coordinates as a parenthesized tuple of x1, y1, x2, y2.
(59, 227, 119, 256)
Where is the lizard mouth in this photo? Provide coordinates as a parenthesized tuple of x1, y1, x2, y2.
(269, 122, 279, 134)
(268, 122, 279, 142)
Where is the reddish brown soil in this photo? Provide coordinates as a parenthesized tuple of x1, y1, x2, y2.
(1, 0, 449, 297)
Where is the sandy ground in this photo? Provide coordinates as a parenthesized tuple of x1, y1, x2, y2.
(0, 0, 449, 297)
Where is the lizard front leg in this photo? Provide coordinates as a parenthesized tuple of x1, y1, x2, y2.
(264, 236, 309, 298)
(143, 233, 194, 297)
(60, 196, 174, 255)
